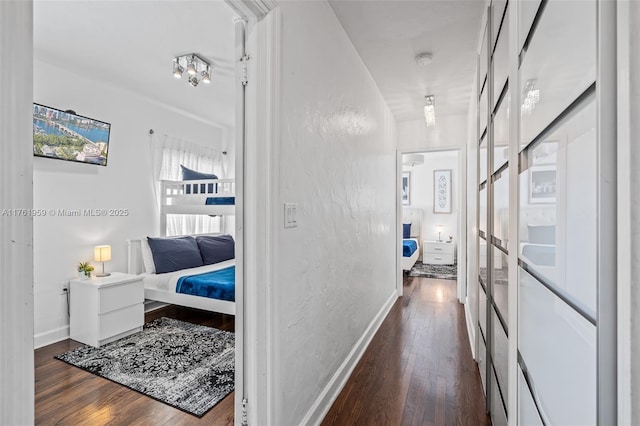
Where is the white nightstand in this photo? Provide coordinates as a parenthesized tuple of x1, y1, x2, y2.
(70, 272, 144, 347)
(423, 240, 456, 265)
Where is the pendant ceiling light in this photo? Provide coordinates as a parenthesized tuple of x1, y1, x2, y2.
(403, 154, 424, 167)
(424, 95, 436, 127)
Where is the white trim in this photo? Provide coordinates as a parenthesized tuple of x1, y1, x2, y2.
(396, 148, 464, 301)
(616, 1, 632, 424)
(597, 0, 619, 423)
(34, 326, 69, 350)
(260, 7, 282, 425)
(507, 1, 520, 423)
(300, 291, 398, 426)
(458, 146, 468, 302)
(396, 151, 404, 297)
(232, 16, 247, 426)
(226, 0, 277, 19)
(224, 0, 281, 424)
(464, 300, 476, 359)
(0, 1, 34, 424)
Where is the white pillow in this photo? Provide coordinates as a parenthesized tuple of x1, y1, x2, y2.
(141, 237, 156, 274)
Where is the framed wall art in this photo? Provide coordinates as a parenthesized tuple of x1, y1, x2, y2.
(402, 171, 411, 205)
(433, 169, 452, 214)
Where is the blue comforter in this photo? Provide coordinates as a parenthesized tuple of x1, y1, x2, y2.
(176, 266, 235, 302)
(403, 239, 418, 257)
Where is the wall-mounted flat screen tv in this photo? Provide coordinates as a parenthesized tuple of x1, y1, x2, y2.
(33, 104, 111, 166)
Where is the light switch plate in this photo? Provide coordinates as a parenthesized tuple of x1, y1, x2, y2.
(284, 203, 297, 228)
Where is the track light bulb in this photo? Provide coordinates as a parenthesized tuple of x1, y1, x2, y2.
(172, 62, 183, 79)
(201, 69, 211, 84)
(187, 56, 197, 75)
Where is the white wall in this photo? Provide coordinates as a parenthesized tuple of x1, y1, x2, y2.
(275, 1, 397, 424)
(403, 151, 459, 248)
(397, 113, 468, 152)
(33, 60, 225, 347)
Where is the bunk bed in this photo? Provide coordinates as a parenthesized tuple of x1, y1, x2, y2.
(160, 178, 235, 234)
(127, 174, 237, 314)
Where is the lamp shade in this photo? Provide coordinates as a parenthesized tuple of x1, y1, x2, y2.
(436, 225, 444, 232)
(94, 245, 112, 262)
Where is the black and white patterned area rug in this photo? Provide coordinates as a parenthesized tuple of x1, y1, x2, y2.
(408, 262, 458, 280)
(55, 317, 234, 417)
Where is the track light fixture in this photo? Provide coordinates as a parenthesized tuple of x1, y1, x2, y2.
(172, 53, 212, 87)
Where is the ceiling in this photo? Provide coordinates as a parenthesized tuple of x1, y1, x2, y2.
(34, 0, 237, 129)
(329, 0, 485, 122)
(34, 1, 485, 128)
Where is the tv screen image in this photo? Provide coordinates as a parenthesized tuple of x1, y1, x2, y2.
(33, 104, 111, 166)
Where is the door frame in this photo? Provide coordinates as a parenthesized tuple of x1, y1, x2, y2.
(224, 0, 280, 424)
(0, 2, 35, 424)
(396, 147, 467, 304)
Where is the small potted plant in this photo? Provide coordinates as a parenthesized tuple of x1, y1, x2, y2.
(77, 262, 94, 279)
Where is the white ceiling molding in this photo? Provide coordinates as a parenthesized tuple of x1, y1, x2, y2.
(225, 0, 278, 19)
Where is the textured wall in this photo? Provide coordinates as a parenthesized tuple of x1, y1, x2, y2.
(397, 113, 468, 152)
(276, 1, 397, 423)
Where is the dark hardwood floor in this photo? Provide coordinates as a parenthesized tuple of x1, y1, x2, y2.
(322, 276, 491, 426)
(35, 305, 235, 425)
(36, 277, 488, 425)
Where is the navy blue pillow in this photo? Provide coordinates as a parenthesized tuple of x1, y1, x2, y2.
(403, 223, 411, 239)
(180, 165, 217, 194)
(147, 236, 204, 274)
(196, 235, 235, 265)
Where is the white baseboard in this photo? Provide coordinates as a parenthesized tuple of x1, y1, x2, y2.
(34, 325, 69, 349)
(300, 290, 398, 426)
(464, 299, 476, 360)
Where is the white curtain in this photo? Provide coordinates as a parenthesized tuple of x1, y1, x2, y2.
(151, 134, 225, 236)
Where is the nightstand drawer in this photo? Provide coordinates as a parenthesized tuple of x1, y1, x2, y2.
(99, 280, 143, 314)
(99, 303, 143, 340)
(423, 242, 455, 255)
(424, 253, 455, 265)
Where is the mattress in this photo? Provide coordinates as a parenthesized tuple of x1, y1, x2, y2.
(403, 238, 419, 257)
(143, 259, 235, 294)
(206, 197, 235, 205)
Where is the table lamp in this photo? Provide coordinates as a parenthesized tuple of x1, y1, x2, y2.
(94, 245, 112, 277)
(436, 225, 444, 242)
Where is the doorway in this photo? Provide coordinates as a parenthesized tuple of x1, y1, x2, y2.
(398, 149, 466, 300)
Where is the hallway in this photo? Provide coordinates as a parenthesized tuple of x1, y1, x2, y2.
(322, 276, 490, 425)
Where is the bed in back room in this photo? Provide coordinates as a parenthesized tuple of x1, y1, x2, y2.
(402, 207, 422, 271)
(128, 233, 236, 314)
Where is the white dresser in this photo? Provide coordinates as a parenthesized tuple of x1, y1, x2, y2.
(423, 240, 456, 265)
(70, 272, 144, 347)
